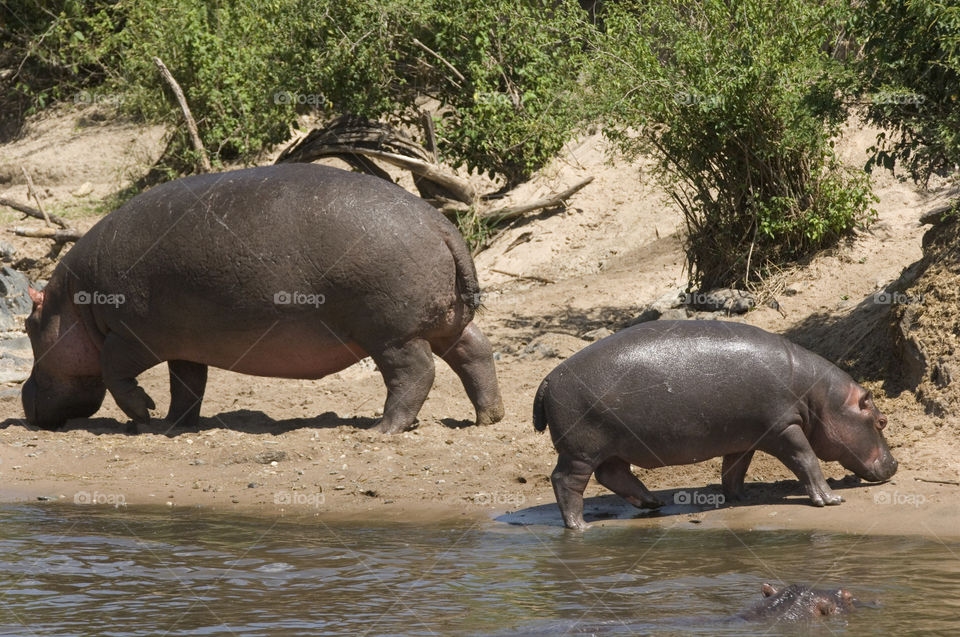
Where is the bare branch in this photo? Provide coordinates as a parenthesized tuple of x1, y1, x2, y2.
(153, 56, 212, 173)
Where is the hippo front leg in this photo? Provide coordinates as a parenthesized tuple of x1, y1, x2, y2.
(371, 338, 435, 434)
(100, 332, 160, 425)
(166, 360, 207, 429)
(762, 424, 843, 506)
(721, 450, 755, 501)
(431, 322, 504, 426)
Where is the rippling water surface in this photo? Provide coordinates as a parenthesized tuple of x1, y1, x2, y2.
(0, 504, 956, 635)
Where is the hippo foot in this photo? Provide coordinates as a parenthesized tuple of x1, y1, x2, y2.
(808, 491, 844, 507)
(112, 387, 156, 424)
(372, 418, 417, 434)
(475, 404, 505, 427)
(723, 489, 746, 503)
(627, 496, 664, 510)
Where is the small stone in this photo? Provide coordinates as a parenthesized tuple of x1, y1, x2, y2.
(36, 495, 53, 501)
(658, 308, 690, 321)
(582, 327, 613, 342)
(72, 182, 94, 197)
(783, 283, 803, 297)
(247, 482, 258, 488)
(253, 450, 287, 464)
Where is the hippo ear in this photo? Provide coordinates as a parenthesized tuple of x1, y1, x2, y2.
(761, 583, 777, 597)
(858, 390, 872, 411)
(28, 286, 44, 310)
(816, 599, 837, 616)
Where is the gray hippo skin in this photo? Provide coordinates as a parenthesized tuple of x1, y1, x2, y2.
(736, 583, 858, 621)
(533, 320, 898, 530)
(22, 164, 504, 433)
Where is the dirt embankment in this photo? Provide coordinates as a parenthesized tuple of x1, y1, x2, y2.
(0, 105, 957, 537)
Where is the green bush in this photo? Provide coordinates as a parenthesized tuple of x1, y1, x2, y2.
(851, 0, 960, 183)
(590, 0, 876, 290)
(3, 0, 588, 185)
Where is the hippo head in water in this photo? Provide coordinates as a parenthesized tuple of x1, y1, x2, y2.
(740, 583, 858, 621)
(807, 374, 898, 484)
(22, 284, 106, 428)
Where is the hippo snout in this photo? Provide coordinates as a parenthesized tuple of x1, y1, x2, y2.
(858, 455, 898, 482)
(20, 371, 105, 430)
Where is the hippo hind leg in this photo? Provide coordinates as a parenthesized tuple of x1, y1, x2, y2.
(100, 332, 159, 425)
(594, 457, 663, 509)
(166, 360, 207, 430)
(721, 450, 755, 501)
(551, 454, 595, 531)
(431, 321, 504, 426)
(371, 338, 435, 434)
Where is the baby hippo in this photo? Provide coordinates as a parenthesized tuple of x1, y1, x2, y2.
(533, 320, 898, 530)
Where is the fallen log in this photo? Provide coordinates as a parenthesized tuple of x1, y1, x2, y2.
(8, 226, 84, 242)
(481, 176, 593, 221)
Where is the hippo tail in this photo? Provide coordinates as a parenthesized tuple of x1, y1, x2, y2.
(439, 222, 483, 311)
(533, 377, 549, 433)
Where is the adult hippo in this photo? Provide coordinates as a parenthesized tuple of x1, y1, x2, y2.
(533, 320, 898, 529)
(23, 163, 504, 433)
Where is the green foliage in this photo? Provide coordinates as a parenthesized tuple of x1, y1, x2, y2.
(590, 0, 876, 289)
(851, 0, 960, 182)
(3, 0, 587, 183)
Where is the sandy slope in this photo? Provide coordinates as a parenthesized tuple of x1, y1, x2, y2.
(0, 105, 956, 538)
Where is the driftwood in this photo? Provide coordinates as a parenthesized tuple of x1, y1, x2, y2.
(277, 115, 476, 204)
(8, 226, 83, 242)
(278, 116, 595, 243)
(0, 197, 69, 228)
(153, 56, 212, 173)
(481, 177, 593, 221)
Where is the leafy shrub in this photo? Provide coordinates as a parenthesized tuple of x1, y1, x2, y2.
(590, 0, 876, 289)
(850, 0, 960, 183)
(3, 0, 589, 184)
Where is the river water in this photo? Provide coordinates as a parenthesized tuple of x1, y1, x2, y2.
(0, 504, 956, 635)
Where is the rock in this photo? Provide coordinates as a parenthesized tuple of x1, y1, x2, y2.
(658, 308, 691, 321)
(521, 342, 557, 359)
(72, 182, 94, 197)
(582, 327, 613, 341)
(783, 283, 803, 297)
(629, 289, 685, 325)
(0, 267, 32, 332)
(0, 242, 15, 261)
(687, 288, 756, 314)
